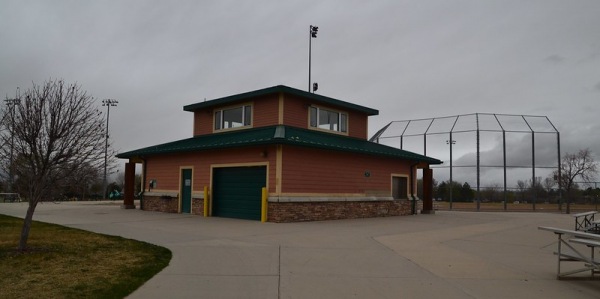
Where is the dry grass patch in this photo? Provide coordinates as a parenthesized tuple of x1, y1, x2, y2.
(0, 214, 171, 299)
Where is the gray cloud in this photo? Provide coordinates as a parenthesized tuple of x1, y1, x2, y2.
(543, 55, 565, 64)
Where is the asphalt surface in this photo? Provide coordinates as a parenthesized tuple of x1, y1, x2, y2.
(1, 201, 599, 298)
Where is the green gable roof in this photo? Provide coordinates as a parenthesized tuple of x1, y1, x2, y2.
(116, 125, 442, 165)
(183, 85, 379, 116)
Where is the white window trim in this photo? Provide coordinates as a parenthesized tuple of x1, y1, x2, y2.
(308, 105, 348, 135)
(213, 103, 253, 132)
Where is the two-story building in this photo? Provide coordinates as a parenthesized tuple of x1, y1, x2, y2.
(116, 85, 441, 222)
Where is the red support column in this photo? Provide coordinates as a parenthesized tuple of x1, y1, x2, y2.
(422, 167, 434, 214)
(122, 162, 136, 209)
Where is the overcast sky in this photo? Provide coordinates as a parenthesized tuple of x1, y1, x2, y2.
(1, 0, 599, 186)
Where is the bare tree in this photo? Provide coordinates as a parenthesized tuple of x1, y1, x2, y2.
(0, 111, 6, 191)
(482, 184, 501, 202)
(117, 170, 125, 190)
(516, 180, 527, 202)
(0, 79, 110, 251)
(527, 176, 544, 202)
(555, 149, 598, 213)
(62, 162, 102, 200)
(543, 176, 556, 202)
(543, 177, 556, 193)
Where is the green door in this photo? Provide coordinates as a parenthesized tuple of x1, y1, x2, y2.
(181, 169, 192, 213)
(212, 166, 266, 220)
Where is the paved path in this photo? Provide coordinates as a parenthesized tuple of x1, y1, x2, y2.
(1, 201, 599, 298)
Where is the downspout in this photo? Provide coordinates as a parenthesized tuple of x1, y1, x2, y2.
(141, 157, 147, 210)
(410, 162, 420, 215)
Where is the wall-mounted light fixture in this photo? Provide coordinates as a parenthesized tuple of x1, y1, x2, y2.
(149, 179, 157, 190)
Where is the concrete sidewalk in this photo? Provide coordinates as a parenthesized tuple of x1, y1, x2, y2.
(1, 201, 599, 298)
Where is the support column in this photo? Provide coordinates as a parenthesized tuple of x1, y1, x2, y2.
(122, 162, 136, 209)
(422, 167, 435, 214)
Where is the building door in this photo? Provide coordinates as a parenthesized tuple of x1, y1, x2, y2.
(181, 169, 192, 213)
(212, 166, 266, 220)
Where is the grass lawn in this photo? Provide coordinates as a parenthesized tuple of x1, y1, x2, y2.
(0, 214, 171, 299)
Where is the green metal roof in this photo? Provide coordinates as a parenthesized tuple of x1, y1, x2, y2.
(183, 85, 379, 116)
(116, 125, 442, 164)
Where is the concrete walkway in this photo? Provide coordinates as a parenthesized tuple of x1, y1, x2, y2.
(1, 201, 599, 298)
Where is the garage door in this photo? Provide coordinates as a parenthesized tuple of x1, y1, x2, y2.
(212, 166, 266, 220)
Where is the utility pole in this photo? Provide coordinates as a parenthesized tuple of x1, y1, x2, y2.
(308, 25, 319, 93)
(102, 99, 118, 200)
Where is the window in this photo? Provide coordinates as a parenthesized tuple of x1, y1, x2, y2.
(392, 176, 408, 199)
(214, 105, 252, 130)
(309, 106, 347, 133)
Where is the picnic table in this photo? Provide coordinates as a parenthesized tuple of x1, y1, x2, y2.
(0, 193, 21, 203)
(573, 211, 599, 233)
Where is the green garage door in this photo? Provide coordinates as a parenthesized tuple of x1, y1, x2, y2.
(212, 166, 266, 220)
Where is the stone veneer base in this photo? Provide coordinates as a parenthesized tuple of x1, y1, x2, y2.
(267, 200, 420, 223)
(142, 195, 422, 222)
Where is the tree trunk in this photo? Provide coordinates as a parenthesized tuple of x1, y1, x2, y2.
(18, 201, 38, 251)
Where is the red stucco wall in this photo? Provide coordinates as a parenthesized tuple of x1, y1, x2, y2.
(144, 146, 277, 193)
(282, 93, 369, 139)
(192, 92, 370, 139)
(280, 146, 412, 195)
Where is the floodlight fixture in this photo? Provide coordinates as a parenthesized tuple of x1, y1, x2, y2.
(310, 25, 318, 38)
(102, 99, 118, 106)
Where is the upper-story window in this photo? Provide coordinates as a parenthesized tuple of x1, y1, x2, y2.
(309, 106, 347, 133)
(214, 105, 252, 130)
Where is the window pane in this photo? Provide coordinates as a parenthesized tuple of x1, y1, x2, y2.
(244, 105, 252, 126)
(318, 110, 329, 129)
(309, 107, 317, 127)
(330, 111, 339, 131)
(310, 107, 346, 133)
(214, 111, 222, 130)
(319, 109, 339, 130)
(340, 113, 347, 132)
(222, 106, 244, 128)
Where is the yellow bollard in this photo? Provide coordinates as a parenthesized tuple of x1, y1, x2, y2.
(261, 187, 268, 222)
(203, 186, 209, 217)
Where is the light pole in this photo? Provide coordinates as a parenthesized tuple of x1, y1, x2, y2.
(308, 25, 318, 93)
(102, 99, 118, 200)
(4, 95, 20, 194)
(446, 138, 456, 209)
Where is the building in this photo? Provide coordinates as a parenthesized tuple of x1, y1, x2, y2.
(116, 85, 442, 222)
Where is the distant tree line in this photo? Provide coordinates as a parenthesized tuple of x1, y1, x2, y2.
(418, 177, 600, 205)
(417, 149, 598, 209)
(0, 172, 141, 202)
